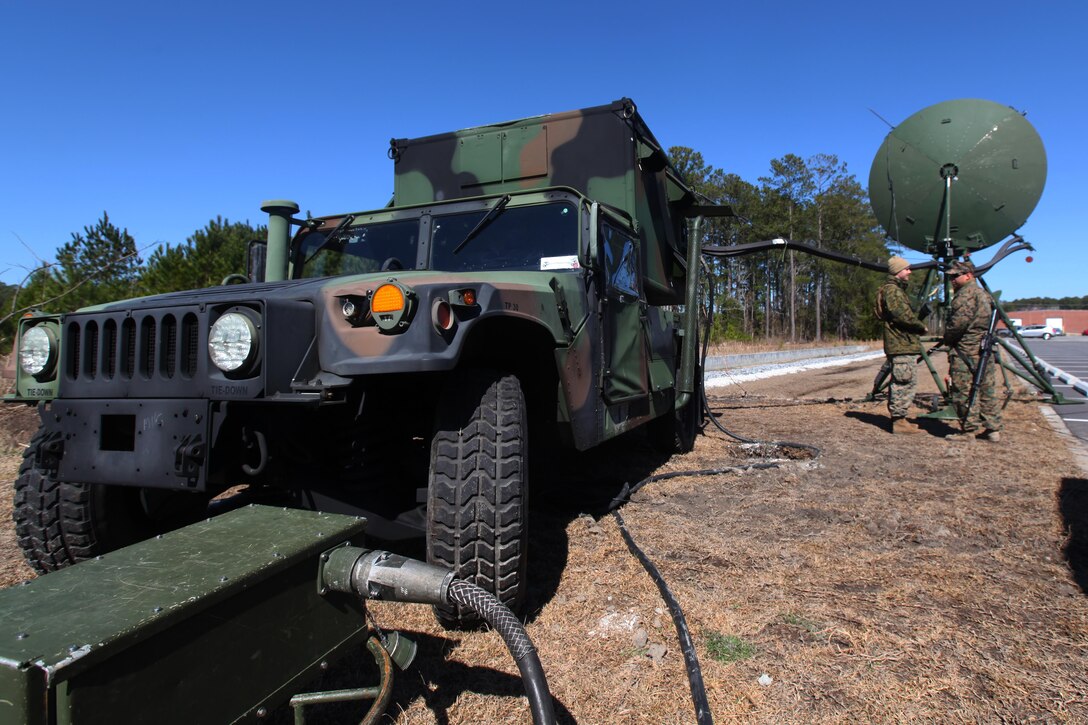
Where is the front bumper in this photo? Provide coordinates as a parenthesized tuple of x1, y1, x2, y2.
(42, 399, 211, 490)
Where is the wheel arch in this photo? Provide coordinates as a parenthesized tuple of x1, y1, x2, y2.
(455, 316, 560, 426)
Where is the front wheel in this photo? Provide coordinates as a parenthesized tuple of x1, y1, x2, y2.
(14, 429, 209, 574)
(427, 370, 529, 629)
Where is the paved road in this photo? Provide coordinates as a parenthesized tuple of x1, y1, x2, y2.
(1008, 336, 1088, 443)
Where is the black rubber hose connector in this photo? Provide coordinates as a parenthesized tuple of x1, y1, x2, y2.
(447, 579, 556, 725)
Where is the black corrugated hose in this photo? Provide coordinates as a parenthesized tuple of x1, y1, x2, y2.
(447, 579, 556, 725)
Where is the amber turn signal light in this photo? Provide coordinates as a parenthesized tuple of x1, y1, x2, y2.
(372, 284, 405, 313)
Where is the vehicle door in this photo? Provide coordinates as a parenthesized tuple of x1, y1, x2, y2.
(598, 217, 649, 404)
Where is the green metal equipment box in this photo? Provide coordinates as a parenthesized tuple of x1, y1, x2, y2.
(0, 505, 369, 724)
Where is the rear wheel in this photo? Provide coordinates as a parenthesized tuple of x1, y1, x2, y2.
(427, 369, 528, 628)
(14, 428, 209, 574)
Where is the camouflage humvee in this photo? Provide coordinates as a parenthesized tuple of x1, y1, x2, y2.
(8, 99, 713, 626)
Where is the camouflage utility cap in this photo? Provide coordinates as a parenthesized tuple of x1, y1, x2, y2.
(888, 256, 910, 275)
(948, 260, 975, 276)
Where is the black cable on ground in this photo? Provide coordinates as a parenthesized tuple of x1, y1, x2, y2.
(701, 383, 823, 457)
(605, 463, 784, 514)
(601, 459, 784, 725)
(711, 395, 865, 408)
(598, 257, 832, 724)
(447, 579, 556, 725)
(612, 509, 713, 725)
(695, 259, 822, 458)
(601, 429, 820, 723)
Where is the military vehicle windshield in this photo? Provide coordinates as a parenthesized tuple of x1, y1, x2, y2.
(295, 219, 420, 278)
(431, 201, 578, 273)
(294, 201, 579, 278)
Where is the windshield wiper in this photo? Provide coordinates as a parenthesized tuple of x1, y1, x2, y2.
(452, 195, 510, 255)
(301, 214, 357, 267)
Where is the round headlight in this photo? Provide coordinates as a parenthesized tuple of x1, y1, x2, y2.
(208, 312, 259, 373)
(19, 325, 57, 377)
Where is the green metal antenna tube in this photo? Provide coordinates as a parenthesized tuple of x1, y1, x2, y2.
(675, 215, 703, 410)
(260, 199, 300, 282)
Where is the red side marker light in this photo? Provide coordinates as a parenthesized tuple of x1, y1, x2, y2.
(432, 298, 454, 332)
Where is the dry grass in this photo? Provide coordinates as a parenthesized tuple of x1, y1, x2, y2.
(3, 357, 1088, 723)
(707, 338, 878, 356)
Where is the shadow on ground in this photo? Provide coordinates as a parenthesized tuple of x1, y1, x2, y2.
(525, 431, 672, 620)
(843, 410, 890, 432)
(843, 410, 959, 438)
(272, 427, 673, 624)
(1059, 477, 1088, 594)
(270, 632, 578, 725)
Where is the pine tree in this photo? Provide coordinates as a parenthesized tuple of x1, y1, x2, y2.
(19, 212, 143, 312)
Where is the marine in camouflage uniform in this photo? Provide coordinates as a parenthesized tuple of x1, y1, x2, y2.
(943, 261, 1001, 439)
(876, 257, 927, 431)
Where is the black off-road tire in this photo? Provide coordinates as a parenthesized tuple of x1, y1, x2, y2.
(14, 429, 203, 574)
(427, 370, 528, 629)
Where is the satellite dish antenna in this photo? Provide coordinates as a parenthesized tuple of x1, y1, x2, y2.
(864, 98, 1070, 413)
(868, 98, 1046, 258)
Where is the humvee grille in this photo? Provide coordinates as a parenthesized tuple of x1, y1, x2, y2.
(162, 315, 177, 380)
(182, 314, 198, 377)
(61, 306, 214, 398)
(103, 319, 117, 379)
(122, 318, 136, 378)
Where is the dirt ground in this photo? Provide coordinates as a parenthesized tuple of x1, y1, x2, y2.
(3, 356, 1088, 723)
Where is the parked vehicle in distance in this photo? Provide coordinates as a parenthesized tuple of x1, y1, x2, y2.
(1019, 324, 1059, 340)
(1081, 328, 1088, 336)
(996, 327, 1015, 337)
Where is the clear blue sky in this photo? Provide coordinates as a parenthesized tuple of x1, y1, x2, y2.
(1, 1, 1083, 300)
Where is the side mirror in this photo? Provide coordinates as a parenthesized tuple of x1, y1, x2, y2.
(247, 239, 267, 283)
(586, 202, 599, 267)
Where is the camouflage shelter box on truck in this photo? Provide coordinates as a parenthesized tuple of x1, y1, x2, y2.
(9, 98, 716, 626)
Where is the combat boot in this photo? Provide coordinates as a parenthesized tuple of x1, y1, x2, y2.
(891, 418, 921, 435)
(977, 430, 1002, 443)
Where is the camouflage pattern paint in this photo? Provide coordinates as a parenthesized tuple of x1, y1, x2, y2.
(391, 99, 696, 305)
(888, 354, 918, 419)
(944, 278, 1002, 432)
(316, 272, 583, 373)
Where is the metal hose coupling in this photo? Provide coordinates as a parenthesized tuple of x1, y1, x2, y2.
(321, 546, 456, 605)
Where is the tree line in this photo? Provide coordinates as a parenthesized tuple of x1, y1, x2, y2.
(1003, 296, 1088, 311)
(670, 147, 891, 343)
(2, 214, 264, 347)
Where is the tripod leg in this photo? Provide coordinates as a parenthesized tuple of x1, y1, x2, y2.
(867, 358, 892, 401)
